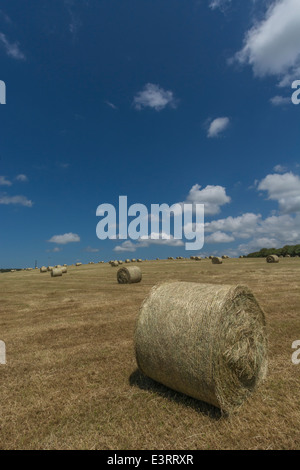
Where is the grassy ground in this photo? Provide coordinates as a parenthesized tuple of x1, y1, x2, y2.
(0, 258, 299, 450)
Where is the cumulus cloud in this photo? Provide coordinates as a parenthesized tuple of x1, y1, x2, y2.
(205, 212, 261, 239)
(48, 232, 80, 244)
(270, 96, 291, 106)
(205, 231, 235, 243)
(114, 240, 137, 252)
(234, 0, 300, 86)
(0, 194, 33, 207)
(209, 0, 231, 11)
(133, 83, 177, 111)
(206, 211, 300, 254)
(273, 164, 287, 173)
(114, 234, 184, 252)
(105, 101, 118, 110)
(0, 32, 25, 60)
(185, 184, 231, 215)
(0, 175, 12, 186)
(15, 174, 28, 182)
(207, 117, 230, 138)
(258, 172, 300, 213)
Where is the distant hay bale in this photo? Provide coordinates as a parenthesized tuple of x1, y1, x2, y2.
(75, 262, 82, 266)
(47, 266, 53, 271)
(55, 265, 62, 268)
(221, 255, 228, 260)
(156, 258, 159, 260)
(125, 259, 131, 263)
(266, 255, 279, 263)
(111, 261, 119, 267)
(117, 266, 142, 284)
(212, 257, 223, 264)
(51, 268, 63, 277)
(135, 281, 268, 413)
(61, 267, 67, 273)
(131, 259, 136, 262)
(40, 266, 47, 273)
(239, 256, 244, 259)
(190, 256, 195, 260)
(195, 256, 201, 261)
(137, 259, 142, 263)
(285, 254, 291, 258)
(118, 260, 123, 265)
(63, 264, 67, 267)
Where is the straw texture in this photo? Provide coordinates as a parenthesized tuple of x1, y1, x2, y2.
(135, 281, 268, 413)
(117, 266, 142, 284)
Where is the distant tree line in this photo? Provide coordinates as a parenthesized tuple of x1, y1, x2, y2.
(246, 244, 300, 258)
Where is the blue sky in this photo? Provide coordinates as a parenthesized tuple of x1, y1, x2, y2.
(0, 0, 300, 267)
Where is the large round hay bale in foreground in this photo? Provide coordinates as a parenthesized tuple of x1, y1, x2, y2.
(135, 281, 267, 413)
(40, 266, 47, 273)
(266, 255, 279, 263)
(117, 266, 142, 284)
(212, 256, 222, 264)
(51, 268, 63, 277)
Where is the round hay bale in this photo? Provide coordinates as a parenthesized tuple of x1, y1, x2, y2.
(63, 264, 67, 267)
(111, 261, 119, 267)
(40, 266, 47, 273)
(117, 266, 142, 284)
(212, 257, 222, 264)
(135, 281, 267, 413)
(118, 260, 123, 265)
(137, 259, 142, 263)
(75, 262, 82, 267)
(55, 265, 62, 268)
(47, 266, 53, 271)
(61, 267, 67, 273)
(125, 259, 131, 263)
(285, 254, 291, 258)
(131, 259, 136, 263)
(266, 255, 279, 263)
(195, 256, 201, 261)
(51, 268, 63, 277)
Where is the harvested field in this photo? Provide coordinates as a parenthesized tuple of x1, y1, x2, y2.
(0, 257, 299, 450)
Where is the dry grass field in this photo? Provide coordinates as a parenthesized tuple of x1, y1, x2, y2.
(0, 258, 299, 450)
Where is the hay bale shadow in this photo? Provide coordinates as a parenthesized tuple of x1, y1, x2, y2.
(129, 369, 222, 420)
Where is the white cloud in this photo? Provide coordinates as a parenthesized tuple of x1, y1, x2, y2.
(114, 240, 137, 252)
(48, 232, 80, 244)
(15, 174, 28, 182)
(234, 0, 300, 86)
(185, 184, 231, 215)
(46, 247, 62, 253)
(270, 95, 291, 106)
(113, 234, 184, 252)
(133, 83, 177, 111)
(0, 175, 12, 186)
(105, 101, 118, 110)
(258, 172, 300, 213)
(205, 212, 261, 239)
(205, 231, 235, 243)
(0, 194, 33, 207)
(207, 117, 230, 138)
(273, 164, 287, 173)
(209, 0, 231, 11)
(0, 32, 25, 60)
